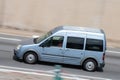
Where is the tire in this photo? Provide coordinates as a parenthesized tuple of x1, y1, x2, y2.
(83, 59, 97, 72)
(24, 52, 38, 64)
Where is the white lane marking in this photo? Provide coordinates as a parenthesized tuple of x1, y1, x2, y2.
(0, 65, 111, 80)
(0, 68, 88, 80)
(0, 65, 49, 73)
(0, 32, 31, 38)
(62, 73, 111, 80)
(0, 37, 21, 41)
(0, 33, 42, 38)
(106, 50, 120, 54)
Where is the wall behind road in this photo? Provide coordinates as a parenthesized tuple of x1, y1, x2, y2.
(0, 0, 5, 25)
(0, 0, 120, 43)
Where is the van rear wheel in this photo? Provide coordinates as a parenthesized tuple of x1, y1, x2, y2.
(83, 59, 97, 72)
(24, 52, 38, 64)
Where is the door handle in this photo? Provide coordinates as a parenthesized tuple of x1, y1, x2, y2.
(65, 49, 69, 51)
(59, 48, 63, 50)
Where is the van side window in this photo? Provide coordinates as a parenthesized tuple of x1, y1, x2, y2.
(51, 36, 64, 47)
(66, 37, 84, 50)
(85, 39, 103, 52)
(41, 36, 64, 47)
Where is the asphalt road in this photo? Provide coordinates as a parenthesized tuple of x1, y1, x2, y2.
(0, 33, 120, 80)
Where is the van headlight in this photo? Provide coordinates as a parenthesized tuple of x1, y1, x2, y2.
(17, 45, 21, 50)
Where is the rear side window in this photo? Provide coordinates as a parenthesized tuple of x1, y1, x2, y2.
(85, 39, 103, 52)
(66, 37, 84, 50)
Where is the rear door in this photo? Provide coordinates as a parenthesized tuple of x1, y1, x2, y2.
(63, 32, 86, 65)
(85, 38, 104, 63)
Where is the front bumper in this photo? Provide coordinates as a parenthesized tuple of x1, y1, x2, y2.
(13, 49, 22, 61)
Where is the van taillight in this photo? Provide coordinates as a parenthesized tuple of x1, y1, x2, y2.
(102, 53, 105, 61)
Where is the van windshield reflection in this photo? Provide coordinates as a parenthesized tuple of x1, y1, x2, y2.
(36, 32, 52, 44)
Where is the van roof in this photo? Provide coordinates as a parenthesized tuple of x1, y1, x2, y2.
(52, 26, 104, 34)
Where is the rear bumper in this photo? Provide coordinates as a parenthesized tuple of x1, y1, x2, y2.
(96, 62, 105, 71)
(97, 62, 105, 70)
(100, 63, 105, 68)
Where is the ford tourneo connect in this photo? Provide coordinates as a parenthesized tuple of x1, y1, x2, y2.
(14, 26, 106, 71)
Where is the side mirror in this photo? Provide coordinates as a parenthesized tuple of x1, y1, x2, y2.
(33, 35, 39, 44)
(33, 38, 38, 44)
(32, 35, 39, 38)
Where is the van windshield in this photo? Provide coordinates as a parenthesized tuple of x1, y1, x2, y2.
(36, 32, 52, 44)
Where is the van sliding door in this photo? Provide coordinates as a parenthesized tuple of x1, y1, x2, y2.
(63, 35, 85, 65)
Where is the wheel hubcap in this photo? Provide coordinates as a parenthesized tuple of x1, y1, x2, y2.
(86, 61, 95, 71)
(26, 54, 35, 63)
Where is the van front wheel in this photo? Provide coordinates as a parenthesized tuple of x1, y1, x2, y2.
(83, 59, 97, 72)
(24, 52, 38, 64)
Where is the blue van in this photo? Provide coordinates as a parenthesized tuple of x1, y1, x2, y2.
(14, 26, 106, 72)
